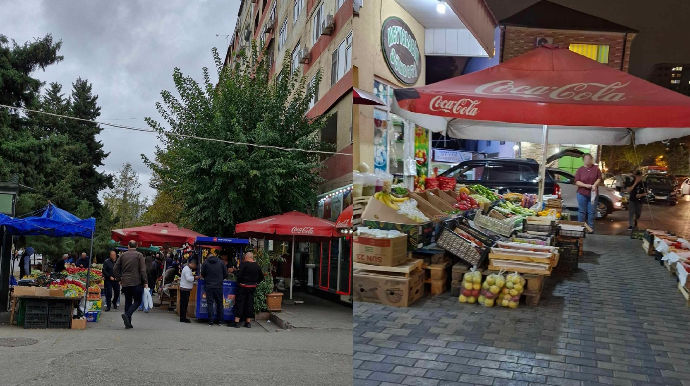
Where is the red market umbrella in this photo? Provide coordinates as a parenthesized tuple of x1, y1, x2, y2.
(111, 223, 206, 248)
(235, 211, 337, 299)
(353, 87, 386, 106)
(393, 45, 690, 199)
(336, 205, 353, 229)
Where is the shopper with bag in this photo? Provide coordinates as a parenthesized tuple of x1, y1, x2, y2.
(200, 253, 227, 326)
(229, 252, 264, 329)
(114, 240, 148, 329)
(574, 153, 602, 232)
(102, 250, 120, 311)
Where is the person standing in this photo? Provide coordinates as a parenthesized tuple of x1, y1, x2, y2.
(54, 254, 68, 273)
(200, 253, 227, 326)
(114, 240, 148, 329)
(75, 252, 89, 268)
(574, 154, 602, 232)
(229, 252, 264, 329)
(102, 250, 121, 312)
(179, 259, 198, 323)
(626, 171, 648, 230)
(20, 247, 34, 279)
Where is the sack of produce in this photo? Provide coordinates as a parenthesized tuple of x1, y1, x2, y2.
(478, 270, 505, 307)
(498, 272, 525, 309)
(458, 268, 482, 304)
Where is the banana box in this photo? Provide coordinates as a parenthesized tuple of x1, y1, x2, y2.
(353, 269, 425, 307)
(353, 234, 408, 267)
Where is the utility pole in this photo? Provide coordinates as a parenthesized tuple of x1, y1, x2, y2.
(0, 181, 18, 312)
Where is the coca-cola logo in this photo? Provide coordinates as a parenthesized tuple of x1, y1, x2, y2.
(335, 220, 350, 228)
(474, 80, 629, 102)
(291, 227, 314, 234)
(429, 96, 480, 116)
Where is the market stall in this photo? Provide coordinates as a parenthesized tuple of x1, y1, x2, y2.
(0, 203, 97, 329)
(235, 211, 339, 300)
(185, 237, 249, 321)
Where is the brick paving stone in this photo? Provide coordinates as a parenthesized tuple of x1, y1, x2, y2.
(353, 235, 690, 386)
(493, 379, 531, 386)
(354, 369, 373, 379)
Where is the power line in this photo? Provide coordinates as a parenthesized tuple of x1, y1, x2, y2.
(0, 104, 352, 157)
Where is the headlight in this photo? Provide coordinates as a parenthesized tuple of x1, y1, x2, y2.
(613, 191, 621, 197)
(614, 202, 622, 207)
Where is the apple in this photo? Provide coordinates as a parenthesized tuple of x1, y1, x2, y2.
(478, 295, 486, 303)
(471, 289, 480, 297)
(508, 301, 518, 309)
(485, 299, 495, 307)
(502, 299, 510, 307)
(464, 282, 473, 290)
(472, 276, 481, 284)
(505, 282, 514, 290)
(509, 289, 519, 296)
(514, 284, 523, 292)
(486, 276, 495, 286)
(484, 292, 495, 300)
(490, 285, 500, 294)
(473, 283, 481, 290)
(467, 296, 476, 304)
(458, 295, 467, 303)
(511, 276, 521, 285)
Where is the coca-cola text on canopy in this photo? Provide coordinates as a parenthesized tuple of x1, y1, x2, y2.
(474, 80, 629, 102)
(291, 226, 315, 234)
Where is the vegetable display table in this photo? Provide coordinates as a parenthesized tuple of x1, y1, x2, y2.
(9, 294, 80, 328)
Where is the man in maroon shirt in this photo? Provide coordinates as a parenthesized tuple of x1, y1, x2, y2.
(574, 154, 602, 232)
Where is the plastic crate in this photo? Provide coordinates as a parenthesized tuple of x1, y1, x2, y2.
(630, 228, 645, 240)
(523, 221, 558, 235)
(24, 314, 48, 329)
(47, 313, 72, 329)
(24, 300, 49, 315)
(559, 228, 586, 238)
(49, 301, 71, 314)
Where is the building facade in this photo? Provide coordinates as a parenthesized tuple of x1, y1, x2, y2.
(226, 0, 355, 300)
(650, 64, 690, 96)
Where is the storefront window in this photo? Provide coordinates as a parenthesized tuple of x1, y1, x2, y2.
(338, 238, 351, 294)
(373, 108, 388, 173)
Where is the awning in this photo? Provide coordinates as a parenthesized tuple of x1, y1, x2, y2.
(353, 87, 385, 106)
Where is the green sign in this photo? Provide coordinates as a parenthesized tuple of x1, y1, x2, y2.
(381, 16, 421, 85)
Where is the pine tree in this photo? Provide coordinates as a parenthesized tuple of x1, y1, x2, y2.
(104, 163, 148, 229)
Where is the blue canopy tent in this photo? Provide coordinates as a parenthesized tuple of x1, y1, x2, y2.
(0, 203, 97, 305)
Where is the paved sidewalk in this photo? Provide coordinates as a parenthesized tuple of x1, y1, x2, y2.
(269, 293, 353, 330)
(354, 235, 690, 386)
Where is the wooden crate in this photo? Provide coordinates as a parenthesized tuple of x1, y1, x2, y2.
(421, 257, 451, 281)
(642, 239, 656, 256)
(679, 282, 690, 308)
(665, 260, 678, 277)
(353, 196, 372, 227)
(424, 278, 447, 296)
(353, 258, 423, 277)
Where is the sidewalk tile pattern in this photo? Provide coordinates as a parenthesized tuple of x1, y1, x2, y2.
(354, 235, 690, 386)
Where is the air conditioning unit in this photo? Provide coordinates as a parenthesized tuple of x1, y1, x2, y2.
(299, 46, 310, 64)
(535, 37, 553, 47)
(265, 17, 276, 33)
(321, 14, 335, 35)
(354, 0, 362, 16)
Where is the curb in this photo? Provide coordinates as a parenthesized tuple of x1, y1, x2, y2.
(269, 311, 292, 330)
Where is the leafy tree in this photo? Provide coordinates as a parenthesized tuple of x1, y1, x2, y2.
(104, 162, 147, 229)
(144, 43, 329, 235)
(139, 190, 183, 225)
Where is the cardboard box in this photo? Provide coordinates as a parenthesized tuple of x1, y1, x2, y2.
(71, 318, 87, 330)
(85, 311, 100, 322)
(361, 198, 434, 250)
(353, 235, 408, 267)
(428, 188, 457, 206)
(49, 289, 65, 297)
(86, 300, 102, 312)
(415, 191, 456, 213)
(34, 288, 50, 297)
(408, 192, 448, 219)
(353, 268, 425, 307)
(13, 286, 35, 296)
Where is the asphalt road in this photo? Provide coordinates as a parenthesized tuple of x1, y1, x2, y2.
(0, 306, 353, 386)
(586, 195, 690, 236)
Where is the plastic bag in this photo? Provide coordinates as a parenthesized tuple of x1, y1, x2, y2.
(458, 268, 482, 304)
(478, 270, 505, 307)
(498, 272, 525, 309)
(147, 288, 154, 309)
(141, 288, 153, 312)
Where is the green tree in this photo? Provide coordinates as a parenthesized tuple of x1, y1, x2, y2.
(139, 190, 183, 225)
(144, 43, 328, 235)
(104, 162, 147, 229)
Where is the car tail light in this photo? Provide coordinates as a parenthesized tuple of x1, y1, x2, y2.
(554, 183, 561, 198)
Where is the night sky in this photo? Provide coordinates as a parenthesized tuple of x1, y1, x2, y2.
(486, 0, 690, 79)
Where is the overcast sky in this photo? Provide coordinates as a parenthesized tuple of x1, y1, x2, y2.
(0, 0, 240, 200)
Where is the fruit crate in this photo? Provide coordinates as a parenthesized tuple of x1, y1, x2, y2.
(630, 228, 645, 240)
(24, 314, 48, 329)
(437, 228, 484, 266)
(559, 228, 586, 238)
(523, 220, 558, 235)
(25, 300, 49, 315)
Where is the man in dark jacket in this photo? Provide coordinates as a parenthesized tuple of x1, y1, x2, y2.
(102, 250, 120, 312)
(75, 252, 89, 268)
(54, 254, 68, 273)
(200, 253, 227, 326)
(114, 240, 148, 329)
(229, 252, 264, 328)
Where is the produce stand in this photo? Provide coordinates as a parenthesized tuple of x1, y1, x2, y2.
(192, 237, 249, 321)
(0, 203, 96, 329)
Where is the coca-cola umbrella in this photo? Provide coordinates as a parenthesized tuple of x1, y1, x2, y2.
(336, 205, 353, 230)
(234, 211, 338, 300)
(111, 222, 206, 248)
(392, 45, 690, 200)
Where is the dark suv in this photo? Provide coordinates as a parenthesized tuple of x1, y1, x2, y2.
(644, 174, 677, 205)
(440, 158, 561, 196)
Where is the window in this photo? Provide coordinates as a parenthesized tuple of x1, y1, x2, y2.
(672, 80, 680, 84)
(673, 66, 684, 72)
(278, 19, 288, 50)
(337, 0, 346, 9)
(331, 32, 352, 86)
(446, 163, 484, 182)
(569, 44, 610, 64)
(293, 0, 304, 24)
(312, 3, 324, 44)
(308, 75, 319, 109)
(291, 44, 301, 74)
(485, 164, 521, 181)
(551, 171, 574, 184)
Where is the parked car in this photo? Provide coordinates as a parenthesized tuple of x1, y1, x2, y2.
(681, 177, 690, 196)
(603, 173, 617, 188)
(547, 168, 621, 219)
(645, 174, 677, 205)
